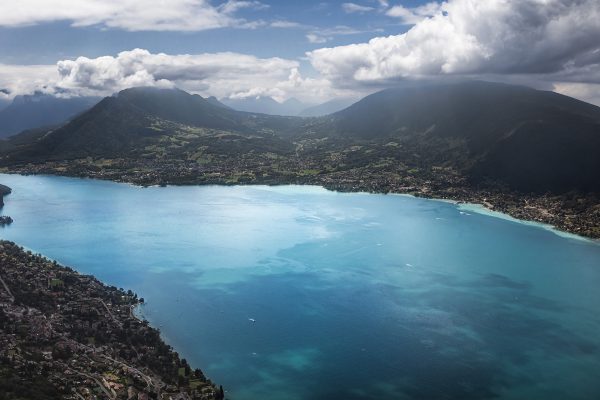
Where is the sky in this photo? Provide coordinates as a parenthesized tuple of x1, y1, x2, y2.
(0, 0, 599, 105)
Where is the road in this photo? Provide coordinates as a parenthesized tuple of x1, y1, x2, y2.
(100, 299, 122, 328)
(0, 273, 14, 302)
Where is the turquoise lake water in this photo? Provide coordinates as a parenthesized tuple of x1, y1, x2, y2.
(0, 173, 599, 399)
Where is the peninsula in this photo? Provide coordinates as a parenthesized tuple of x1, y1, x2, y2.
(0, 183, 10, 208)
(0, 184, 12, 226)
(0, 240, 224, 400)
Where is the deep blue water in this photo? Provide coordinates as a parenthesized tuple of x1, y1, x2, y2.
(1, 173, 599, 400)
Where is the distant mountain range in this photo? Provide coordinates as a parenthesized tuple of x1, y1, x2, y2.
(297, 97, 358, 117)
(220, 95, 355, 117)
(221, 96, 306, 116)
(0, 93, 99, 138)
(2, 81, 599, 195)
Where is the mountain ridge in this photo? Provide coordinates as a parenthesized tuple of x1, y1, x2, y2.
(222, 96, 307, 116)
(311, 81, 600, 192)
(2, 81, 600, 194)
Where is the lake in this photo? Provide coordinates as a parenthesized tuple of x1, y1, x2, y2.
(0, 173, 599, 400)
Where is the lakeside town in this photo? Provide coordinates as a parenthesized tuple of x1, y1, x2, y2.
(4, 154, 599, 240)
(0, 240, 224, 400)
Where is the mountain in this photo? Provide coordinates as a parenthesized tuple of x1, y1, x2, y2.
(0, 93, 100, 138)
(0, 87, 300, 161)
(278, 98, 305, 115)
(298, 97, 358, 117)
(311, 81, 600, 192)
(222, 96, 306, 116)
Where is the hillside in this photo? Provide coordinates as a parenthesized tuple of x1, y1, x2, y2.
(0, 241, 223, 399)
(0, 93, 99, 138)
(307, 81, 600, 192)
(0, 87, 300, 162)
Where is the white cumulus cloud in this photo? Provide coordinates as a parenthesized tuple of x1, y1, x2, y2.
(0, 64, 58, 100)
(309, 0, 600, 89)
(0, 0, 267, 31)
(0, 49, 352, 103)
(3, 1, 600, 106)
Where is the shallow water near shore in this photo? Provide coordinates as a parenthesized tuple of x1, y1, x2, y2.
(1, 173, 600, 399)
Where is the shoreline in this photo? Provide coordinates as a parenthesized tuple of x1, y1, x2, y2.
(0, 184, 224, 400)
(0, 240, 225, 399)
(389, 192, 597, 243)
(0, 183, 12, 226)
(317, 182, 600, 240)
(2, 168, 598, 240)
(455, 202, 596, 243)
